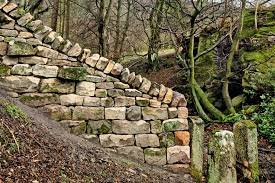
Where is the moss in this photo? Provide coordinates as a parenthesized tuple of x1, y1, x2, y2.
(136, 99, 149, 107)
(0, 64, 10, 76)
(190, 164, 203, 183)
(144, 148, 166, 156)
(159, 132, 175, 147)
(71, 122, 86, 135)
(163, 121, 180, 132)
(7, 41, 36, 56)
(250, 160, 260, 183)
(58, 67, 87, 81)
(98, 124, 111, 134)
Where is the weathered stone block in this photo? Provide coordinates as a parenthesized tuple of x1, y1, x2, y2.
(3, 2, 17, 12)
(136, 97, 149, 106)
(167, 146, 190, 164)
(95, 89, 107, 98)
(19, 56, 48, 65)
(40, 78, 75, 93)
(0, 0, 8, 9)
(150, 120, 162, 134)
(163, 88, 173, 104)
(73, 106, 104, 120)
(136, 134, 160, 147)
(87, 120, 112, 134)
(115, 96, 135, 107)
(0, 64, 10, 76)
(178, 107, 188, 118)
(114, 82, 129, 89)
(101, 97, 114, 107)
(61, 40, 72, 53)
(96, 82, 114, 89)
(139, 77, 151, 93)
(144, 148, 166, 165)
(162, 118, 188, 132)
(168, 108, 178, 118)
(26, 20, 43, 32)
(0, 42, 7, 55)
(126, 106, 141, 121)
(80, 48, 91, 62)
(70, 121, 86, 135)
(58, 67, 87, 81)
(8, 41, 36, 56)
(159, 132, 175, 147)
(67, 43, 82, 57)
(107, 89, 124, 97)
(112, 120, 150, 134)
(11, 64, 32, 75)
(86, 54, 100, 67)
(18, 32, 33, 39)
(43, 104, 72, 121)
(171, 91, 187, 107)
(105, 107, 126, 120)
(100, 134, 135, 147)
(149, 99, 161, 108)
(0, 29, 18, 37)
(132, 74, 142, 88)
(76, 81, 95, 96)
(117, 146, 144, 162)
(158, 84, 167, 101)
(164, 164, 190, 174)
(121, 68, 130, 83)
(83, 97, 100, 107)
(111, 63, 123, 75)
(0, 76, 40, 93)
(175, 131, 190, 145)
(17, 13, 33, 26)
(34, 26, 52, 41)
(36, 46, 58, 58)
(96, 57, 109, 70)
(44, 31, 57, 43)
(148, 82, 160, 97)
(106, 76, 119, 82)
(32, 65, 58, 77)
(60, 94, 84, 106)
(127, 72, 136, 84)
(51, 36, 64, 49)
(142, 107, 168, 120)
(103, 60, 115, 74)
(19, 93, 60, 107)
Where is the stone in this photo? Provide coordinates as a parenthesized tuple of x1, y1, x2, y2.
(60, 94, 84, 106)
(48, 59, 80, 67)
(76, 81, 95, 96)
(107, 89, 124, 97)
(96, 82, 114, 89)
(96, 57, 109, 71)
(0, 0, 8, 9)
(136, 134, 160, 147)
(40, 78, 75, 93)
(61, 40, 72, 53)
(149, 99, 161, 108)
(150, 120, 162, 134)
(171, 92, 187, 107)
(34, 26, 52, 41)
(43, 105, 72, 121)
(158, 84, 167, 101)
(82, 134, 99, 144)
(1, 15, 15, 29)
(168, 108, 178, 118)
(139, 78, 151, 93)
(8, 41, 36, 56)
(11, 64, 32, 75)
(106, 76, 119, 82)
(88, 120, 111, 134)
(167, 146, 190, 164)
(144, 148, 166, 165)
(162, 118, 189, 132)
(117, 146, 144, 162)
(95, 89, 107, 98)
(105, 107, 126, 120)
(127, 72, 136, 84)
(0, 42, 7, 55)
(73, 106, 104, 120)
(111, 63, 123, 75)
(100, 134, 135, 147)
(26, 38, 42, 46)
(159, 132, 175, 147)
(51, 36, 64, 49)
(125, 89, 142, 97)
(148, 82, 160, 96)
(163, 88, 173, 104)
(36, 46, 58, 58)
(0, 63, 10, 76)
(115, 96, 135, 107)
(83, 97, 101, 107)
(132, 74, 142, 88)
(126, 106, 141, 121)
(121, 68, 130, 82)
(208, 130, 237, 183)
(112, 120, 150, 134)
(19, 93, 60, 107)
(2, 55, 18, 65)
(58, 67, 87, 81)
(17, 13, 33, 26)
(189, 117, 204, 181)
(86, 54, 100, 67)
(164, 164, 190, 174)
(0, 76, 40, 93)
(142, 107, 168, 120)
(86, 75, 105, 83)
(178, 107, 188, 118)
(67, 43, 82, 57)
(175, 131, 190, 145)
(32, 65, 58, 77)
(233, 120, 259, 182)
(3, 2, 17, 13)
(19, 56, 48, 65)
(44, 31, 58, 43)
(18, 32, 33, 38)
(136, 97, 150, 107)
(103, 60, 115, 74)
(70, 121, 86, 135)
(114, 82, 129, 89)
(26, 20, 43, 32)
(80, 49, 91, 62)
(101, 97, 114, 107)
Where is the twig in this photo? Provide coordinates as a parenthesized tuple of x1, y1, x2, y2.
(2, 122, 20, 153)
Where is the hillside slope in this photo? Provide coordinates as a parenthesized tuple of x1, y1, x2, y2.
(0, 90, 192, 182)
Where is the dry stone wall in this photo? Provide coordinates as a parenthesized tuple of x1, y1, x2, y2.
(0, 1, 190, 169)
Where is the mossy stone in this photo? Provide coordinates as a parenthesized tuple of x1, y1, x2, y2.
(71, 122, 87, 135)
(159, 132, 175, 147)
(58, 67, 87, 81)
(0, 64, 10, 76)
(7, 41, 36, 56)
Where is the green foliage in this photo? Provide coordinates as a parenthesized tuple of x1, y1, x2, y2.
(0, 99, 29, 123)
(252, 94, 275, 145)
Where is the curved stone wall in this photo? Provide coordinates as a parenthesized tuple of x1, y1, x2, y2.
(0, 1, 190, 169)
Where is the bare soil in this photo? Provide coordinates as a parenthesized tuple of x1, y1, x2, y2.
(0, 91, 192, 183)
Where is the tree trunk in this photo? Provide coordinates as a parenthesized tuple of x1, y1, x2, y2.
(65, 0, 70, 39)
(119, 0, 131, 58)
(113, 0, 122, 60)
(51, 0, 59, 31)
(222, 0, 246, 114)
(255, 0, 259, 31)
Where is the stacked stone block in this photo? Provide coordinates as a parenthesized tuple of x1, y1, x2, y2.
(0, 1, 190, 168)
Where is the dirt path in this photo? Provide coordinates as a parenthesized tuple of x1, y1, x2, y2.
(0, 90, 193, 182)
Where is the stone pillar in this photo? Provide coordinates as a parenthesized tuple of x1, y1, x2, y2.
(208, 130, 237, 183)
(189, 116, 204, 182)
(233, 120, 259, 183)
